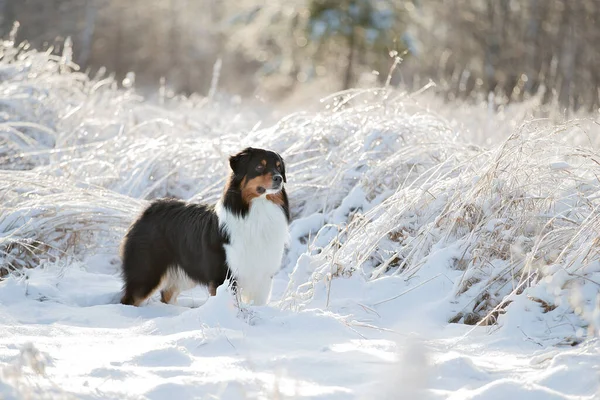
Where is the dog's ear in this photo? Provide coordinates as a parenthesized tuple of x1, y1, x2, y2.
(229, 148, 253, 177)
(278, 153, 287, 183)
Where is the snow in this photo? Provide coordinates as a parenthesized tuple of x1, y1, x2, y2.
(2, 258, 599, 399)
(1, 42, 600, 399)
(549, 162, 571, 171)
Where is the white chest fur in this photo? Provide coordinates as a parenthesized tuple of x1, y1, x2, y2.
(216, 197, 289, 305)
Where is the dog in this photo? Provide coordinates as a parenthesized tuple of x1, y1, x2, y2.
(119, 147, 290, 307)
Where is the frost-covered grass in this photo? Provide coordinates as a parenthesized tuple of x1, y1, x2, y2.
(1, 40, 600, 399)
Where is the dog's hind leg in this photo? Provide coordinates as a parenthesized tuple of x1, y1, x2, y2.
(121, 279, 162, 306)
(159, 267, 196, 305)
(160, 285, 181, 304)
(120, 265, 166, 306)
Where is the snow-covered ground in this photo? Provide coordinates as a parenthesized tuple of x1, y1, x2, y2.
(1, 42, 600, 399)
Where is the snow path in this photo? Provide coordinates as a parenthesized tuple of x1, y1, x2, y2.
(1, 255, 598, 399)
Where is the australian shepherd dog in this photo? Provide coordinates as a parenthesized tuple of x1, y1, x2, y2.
(119, 147, 290, 307)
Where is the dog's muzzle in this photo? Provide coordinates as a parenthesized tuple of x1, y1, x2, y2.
(263, 174, 283, 194)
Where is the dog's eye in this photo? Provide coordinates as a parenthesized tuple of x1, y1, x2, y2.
(255, 165, 264, 172)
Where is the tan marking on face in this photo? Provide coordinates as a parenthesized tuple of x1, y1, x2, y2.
(266, 192, 285, 206)
(261, 159, 267, 166)
(241, 173, 274, 205)
(276, 161, 281, 167)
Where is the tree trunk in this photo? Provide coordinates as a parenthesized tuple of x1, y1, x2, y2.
(77, 1, 98, 68)
(113, 3, 122, 78)
(0, 0, 16, 37)
(343, 27, 356, 90)
(558, 1, 575, 112)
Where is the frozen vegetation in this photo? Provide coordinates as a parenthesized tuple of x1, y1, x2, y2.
(0, 40, 599, 399)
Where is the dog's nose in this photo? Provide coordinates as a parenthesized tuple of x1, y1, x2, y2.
(273, 175, 283, 185)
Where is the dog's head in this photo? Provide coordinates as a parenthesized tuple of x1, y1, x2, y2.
(229, 147, 286, 202)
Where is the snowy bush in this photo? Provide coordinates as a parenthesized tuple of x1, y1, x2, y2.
(282, 114, 600, 342)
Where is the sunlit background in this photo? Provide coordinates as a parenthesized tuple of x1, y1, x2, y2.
(4, 0, 598, 112)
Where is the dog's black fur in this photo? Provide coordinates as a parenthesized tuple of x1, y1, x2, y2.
(119, 147, 288, 306)
(119, 200, 230, 306)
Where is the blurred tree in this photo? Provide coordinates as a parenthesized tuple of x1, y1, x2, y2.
(224, 0, 407, 96)
(308, 0, 406, 89)
(77, 1, 99, 67)
(0, 0, 16, 37)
